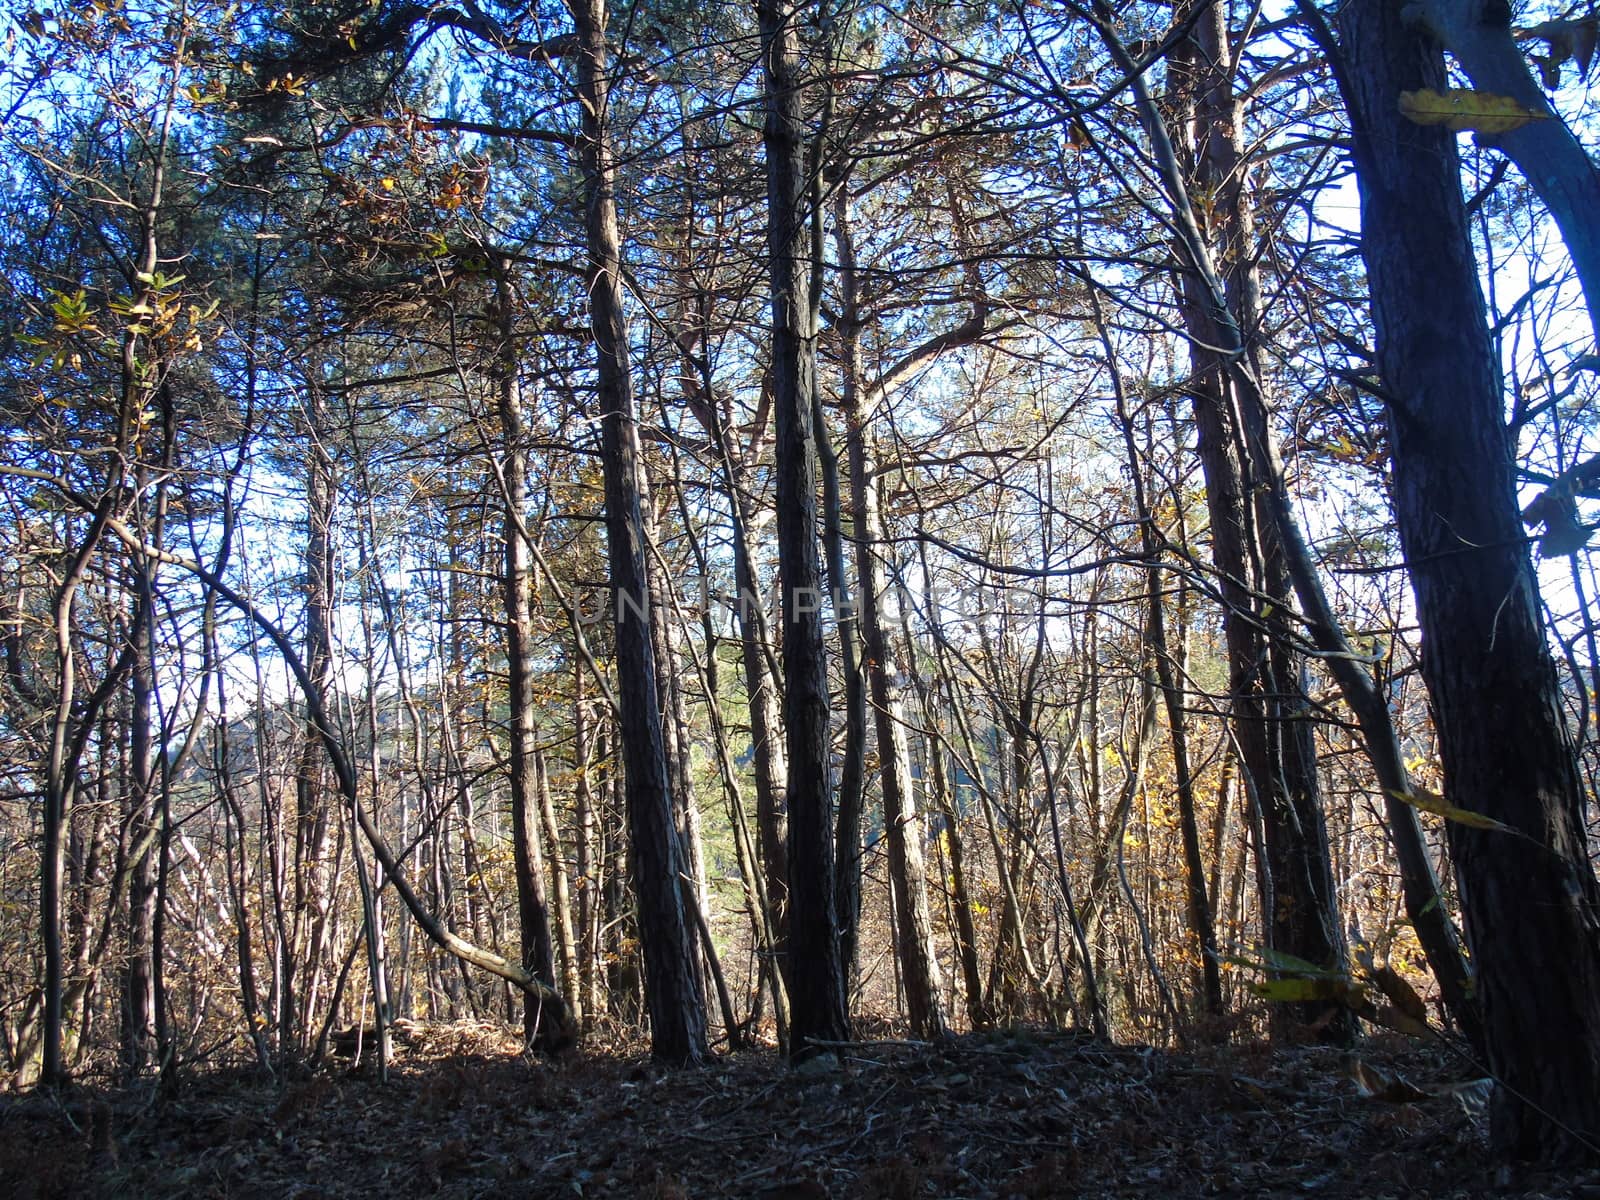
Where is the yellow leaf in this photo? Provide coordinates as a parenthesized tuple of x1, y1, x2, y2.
(1251, 976, 1358, 1005)
(1387, 787, 1514, 834)
(1398, 88, 1546, 135)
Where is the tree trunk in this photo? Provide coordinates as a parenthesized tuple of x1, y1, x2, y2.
(492, 269, 563, 1047)
(643, 494, 711, 1006)
(1146, 576, 1223, 1025)
(1334, 0, 1600, 1158)
(574, 679, 602, 1030)
(757, 0, 851, 1056)
(567, 0, 706, 1063)
(123, 580, 157, 1076)
(901, 625, 988, 1029)
(817, 386, 868, 989)
(289, 376, 336, 1055)
(1168, 4, 1350, 1041)
(536, 748, 581, 1026)
(834, 199, 946, 1038)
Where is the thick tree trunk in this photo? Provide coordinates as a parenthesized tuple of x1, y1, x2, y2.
(817, 388, 868, 989)
(758, 0, 851, 1056)
(1335, 0, 1600, 1159)
(727, 468, 792, 990)
(567, 0, 706, 1063)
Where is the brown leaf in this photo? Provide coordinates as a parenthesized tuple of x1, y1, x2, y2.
(1348, 1058, 1432, 1104)
(1369, 963, 1428, 1024)
(1521, 17, 1600, 83)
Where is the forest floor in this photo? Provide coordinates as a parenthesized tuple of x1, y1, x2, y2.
(1, 1021, 1595, 1199)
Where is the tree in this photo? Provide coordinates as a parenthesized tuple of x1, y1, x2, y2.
(1071, 0, 1478, 1049)
(757, 0, 851, 1056)
(833, 191, 949, 1041)
(490, 260, 563, 1048)
(1163, 0, 1350, 1040)
(1327, 0, 1600, 1158)
(1406, 0, 1600, 348)
(7, 0, 1600, 1129)
(566, 0, 707, 1063)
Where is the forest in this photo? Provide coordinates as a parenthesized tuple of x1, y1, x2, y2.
(3, 0, 1600, 1193)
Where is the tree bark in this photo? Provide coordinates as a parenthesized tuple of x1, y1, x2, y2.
(289, 374, 336, 1055)
(1168, 2, 1350, 1041)
(567, 0, 706, 1063)
(816, 385, 868, 989)
(758, 0, 851, 1056)
(493, 267, 564, 1048)
(1334, 0, 1600, 1158)
(834, 199, 946, 1039)
(536, 747, 581, 1025)
(123, 575, 158, 1076)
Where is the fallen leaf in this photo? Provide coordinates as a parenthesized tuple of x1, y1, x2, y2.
(1348, 1058, 1432, 1104)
